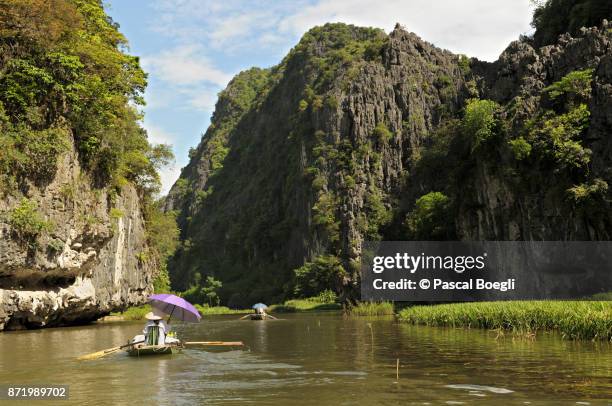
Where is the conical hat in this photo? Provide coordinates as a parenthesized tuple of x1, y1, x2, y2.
(145, 312, 162, 320)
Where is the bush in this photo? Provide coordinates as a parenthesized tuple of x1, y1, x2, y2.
(293, 255, 345, 297)
(508, 137, 532, 160)
(461, 99, 500, 150)
(545, 69, 594, 102)
(7, 198, 53, 240)
(567, 178, 608, 203)
(404, 192, 453, 239)
(373, 122, 393, 142)
(528, 104, 591, 169)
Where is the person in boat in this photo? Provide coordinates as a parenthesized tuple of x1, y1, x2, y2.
(142, 312, 167, 345)
(240, 305, 277, 320)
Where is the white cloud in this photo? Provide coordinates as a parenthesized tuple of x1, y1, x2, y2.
(142, 122, 182, 194)
(150, 0, 534, 63)
(141, 45, 232, 86)
(158, 164, 182, 195)
(144, 122, 176, 145)
(185, 90, 218, 112)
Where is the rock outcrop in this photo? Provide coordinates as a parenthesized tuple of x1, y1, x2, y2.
(166, 22, 612, 305)
(0, 138, 153, 330)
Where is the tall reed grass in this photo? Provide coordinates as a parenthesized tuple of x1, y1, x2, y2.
(398, 301, 612, 341)
(349, 301, 395, 316)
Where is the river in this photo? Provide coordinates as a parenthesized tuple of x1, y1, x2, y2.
(0, 313, 610, 405)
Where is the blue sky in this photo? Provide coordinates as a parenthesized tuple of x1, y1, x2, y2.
(105, 0, 534, 194)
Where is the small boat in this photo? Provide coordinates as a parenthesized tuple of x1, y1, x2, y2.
(126, 342, 183, 357)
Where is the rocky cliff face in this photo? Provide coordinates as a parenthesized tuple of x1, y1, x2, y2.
(460, 23, 612, 240)
(166, 22, 612, 306)
(0, 137, 153, 330)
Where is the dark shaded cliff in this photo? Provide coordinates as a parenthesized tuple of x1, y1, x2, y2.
(166, 21, 612, 306)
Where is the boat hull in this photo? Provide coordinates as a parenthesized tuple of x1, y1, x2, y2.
(126, 344, 183, 357)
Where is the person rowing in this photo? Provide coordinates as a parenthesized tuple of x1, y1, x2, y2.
(240, 303, 277, 320)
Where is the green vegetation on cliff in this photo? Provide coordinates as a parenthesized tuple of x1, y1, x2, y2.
(0, 0, 178, 289)
(0, 0, 172, 192)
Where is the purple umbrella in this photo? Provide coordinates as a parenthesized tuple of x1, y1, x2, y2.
(148, 294, 201, 323)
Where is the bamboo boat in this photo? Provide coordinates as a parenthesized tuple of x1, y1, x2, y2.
(126, 342, 183, 357)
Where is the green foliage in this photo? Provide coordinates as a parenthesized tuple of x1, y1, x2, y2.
(208, 137, 229, 172)
(314, 289, 338, 304)
(362, 183, 392, 240)
(298, 99, 308, 112)
(174, 178, 190, 199)
(405, 192, 453, 240)
(145, 200, 180, 292)
(47, 238, 65, 253)
(567, 178, 608, 203)
(527, 104, 591, 169)
(201, 276, 222, 306)
(289, 23, 387, 91)
(0, 0, 170, 194)
(545, 69, 594, 102)
(461, 99, 500, 150)
(181, 274, 223, 306)
(293, 255, 346, 298)
(109, 207, 123, 220)
(458, 54, 471, 74)
(325, 95, 338, 109)
(349, 301, 394, 316)
(0, 125, 68, 187)
(399, 300, 612, 341)
(270, 294, 342, 313)
(312, 192, 340, 242)
(531, 0, 612, 47)
(194, 304, 251, 315)
(7, 198, 53, 240)
(373, 122, 393, 143)
(152, 265, 171, 293)
(508, 137, 532, 160)
(111, 305, 151, 320)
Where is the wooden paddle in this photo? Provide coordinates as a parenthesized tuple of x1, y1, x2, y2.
(77, 340, 144, 361)
(184, 341, 244, 346)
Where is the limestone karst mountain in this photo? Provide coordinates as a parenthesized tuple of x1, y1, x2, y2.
(165, 21, 612, 306)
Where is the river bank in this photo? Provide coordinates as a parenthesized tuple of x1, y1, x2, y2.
(398, 301, 612, 341)
(110, 296, 343, 321)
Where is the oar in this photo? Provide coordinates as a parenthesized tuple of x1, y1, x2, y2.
(77, 340, 144, 361)
(184, 341, 244, 346)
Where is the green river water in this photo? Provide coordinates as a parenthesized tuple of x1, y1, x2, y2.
(0, 313, 610, 405)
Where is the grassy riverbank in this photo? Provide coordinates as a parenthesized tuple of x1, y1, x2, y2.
(348, 301, 394, 316)
(398, 301, 612, 341)
(194, 305, 251, 315)
(110, 304, 251, 320)
(270, 298, 342, 312)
